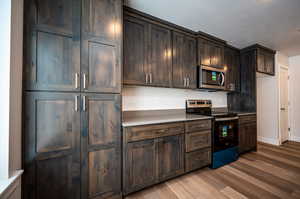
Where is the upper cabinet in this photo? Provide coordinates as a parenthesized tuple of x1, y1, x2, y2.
(245, 44, 276, 76)
(224, 46, 240, 92)
(123, 15, 149, 86)
(148, 24, 172, 87)
(24, 0, 122, 93)
(24, 0, 81, 92)
(172, 32, 197, 89)
(257, 47, 276, 75)
(81, 0, 122, 93)
(123, 11, 172, 87)
(198, 37, 225, 69)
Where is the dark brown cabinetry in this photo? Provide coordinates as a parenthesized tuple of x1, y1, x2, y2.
(81, 94, 121, 199)
(172, 32, 197, 89)
(225, 46, 240, 92)
(23, 0, 81, 92)
(185, 120, 212, 172)
(23, 92, 81, 199)
(148, 24, 172, 87)
(158, 135, 185, 181)
(123, 122, 185, 195)
(239, 115, 257, 154)
(81, 0, 122, 93)
(257, 47, 275, 75)
(124, 139, 158, 195)
(123, 15, 148, 86)
(23, 0, 123, 198)
(123, 11, 172, 87)
(198, 37, 225, 69)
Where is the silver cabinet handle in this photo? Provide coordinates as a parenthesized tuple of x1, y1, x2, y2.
(75, 73, 79, 89)
(184, 78, 186, 87)
(187, 78, 190, 87)
(82, 96, 86, 112)
(146, 73, 148, 84)
(83, 73, 87, 89)
(75, 95, 79, 112)
(149, 73, 152, 84)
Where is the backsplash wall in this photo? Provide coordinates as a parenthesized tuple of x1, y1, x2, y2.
(122, 86, 228, 111)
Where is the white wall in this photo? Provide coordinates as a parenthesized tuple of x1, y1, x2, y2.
(256, 52, 289, 145)
(289, 55, 300, 142)
(122, 86, 227, 111)
(0, 0, 12, 180)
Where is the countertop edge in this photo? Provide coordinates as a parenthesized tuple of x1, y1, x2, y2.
(122, 116, 213, 127)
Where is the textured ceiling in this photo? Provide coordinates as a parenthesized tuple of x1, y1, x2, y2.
(125, 0, 300, 57)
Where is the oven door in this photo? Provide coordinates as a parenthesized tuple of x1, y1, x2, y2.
(200, 66, 225, 90)
(213, 117, 239, 152)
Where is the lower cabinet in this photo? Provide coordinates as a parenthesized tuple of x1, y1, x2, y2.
(185, 148, 211, 172)
(158, 135, 185, 181)
(123, 119, 212, 195)
(23, 92, 122, 199)
(124, 139, 158, 195)
(123, 123, 185, 195)
(239, 115, 257, 154)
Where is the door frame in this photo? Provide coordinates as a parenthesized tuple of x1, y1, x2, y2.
(278, 64, 290, 145)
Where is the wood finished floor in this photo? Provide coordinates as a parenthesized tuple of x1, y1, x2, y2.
(125, 142, 300, 199)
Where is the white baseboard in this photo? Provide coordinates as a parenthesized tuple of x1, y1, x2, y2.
(290, 136, 300, 142)
(258, 136, 280, 145)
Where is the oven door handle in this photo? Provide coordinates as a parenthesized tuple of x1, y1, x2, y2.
(215, 116, 239, 122)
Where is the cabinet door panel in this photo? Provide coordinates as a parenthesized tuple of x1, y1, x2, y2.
(36, 0, 73, 34)
(198, 38, 211, 66)
(123, 16, 148, 85)
(24, 0, 80, 92)
(158, 135, 184, 181)
(23, 92, 80, 199)
(124, 140, 158, 194)
(184, 37, 197, 89)
(149, 24, 172, 87)
(82, 0, 122, 93)
(265, 52, 275, 75)
(83, 0, 122, 44)
(172, 32, 185, 88)
(81, 94, 121, 199)
(239, 122, 257, 154)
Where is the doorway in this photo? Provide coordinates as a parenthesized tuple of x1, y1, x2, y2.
(279, 66, 289, 144)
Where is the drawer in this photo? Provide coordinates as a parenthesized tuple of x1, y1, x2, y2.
(239, 115, 256, 124)
(185, 131, 211, 152)
(185, 120, 212, 133)
(185, 148, 211, 172)
(125, 122, 184, 142)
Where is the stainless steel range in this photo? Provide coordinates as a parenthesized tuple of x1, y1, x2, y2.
(186, 99, 239, 168)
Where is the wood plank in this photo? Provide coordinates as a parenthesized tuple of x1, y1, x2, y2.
(220, 187, 248, 199)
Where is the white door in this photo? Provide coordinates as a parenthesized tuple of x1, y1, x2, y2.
(280, 67, 289, 143)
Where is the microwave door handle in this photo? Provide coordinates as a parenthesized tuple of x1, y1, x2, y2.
(220, 72, 225, 86)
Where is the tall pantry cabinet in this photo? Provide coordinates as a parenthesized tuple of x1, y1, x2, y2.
(23, 0, 123, 199)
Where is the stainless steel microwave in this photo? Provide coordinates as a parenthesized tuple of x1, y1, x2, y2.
(198, 66, 226, 90)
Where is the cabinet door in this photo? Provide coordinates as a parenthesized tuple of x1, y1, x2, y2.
(225, 48, 240, 92)
(210, 43, 224, 68)
(172, 32, 185, 88)
(23, 92, 81, 199)
(123, 15, 148, 85)
(239, 122, 257, 154)
(158, 135, 185, 181)
(184, 36, 197, 89)
(124, 140, 158, 195)
(265, 52, 275, 75)
(148, 24, 172, 87)
(257, 50, 265, 73)
(198, 38, 211, 66)
(81, 94, 121, 199)
(81, 0, 122, 93)
(24, 0, 80, 92)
